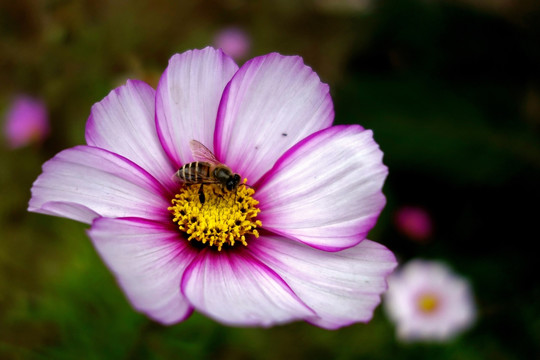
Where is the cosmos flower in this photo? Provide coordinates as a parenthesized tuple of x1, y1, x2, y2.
(384, 259, 476, 341)
(28, 47, 396, 328)
(394, 206, 433, 242)
(213, 27, 251, 61)
(3, 95, 49, 148)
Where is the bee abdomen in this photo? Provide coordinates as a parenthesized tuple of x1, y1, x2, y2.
(176, 162, 211, 183)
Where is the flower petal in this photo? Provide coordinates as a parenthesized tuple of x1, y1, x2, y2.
(85, 80, 176, 187)
(256, 125, 388, 251)
(215, 53, 333, 183)
(28, 146, 170, 224)
(37, 201, 100, 224)
(181, 247, 315, 327)
(88, 217, 196, 324)
(155, 47, 239, 168)
(251, 234, 397, 329)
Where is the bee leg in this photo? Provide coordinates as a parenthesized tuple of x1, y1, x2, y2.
(198, 184, 205, 204)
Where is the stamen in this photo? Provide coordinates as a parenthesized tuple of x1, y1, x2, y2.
(417, 293, 439, 314)
(168, 179, 262, 251)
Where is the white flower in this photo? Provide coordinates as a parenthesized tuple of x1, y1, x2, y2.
(29, 47, 396, 328)
(384, 259, 476, 341)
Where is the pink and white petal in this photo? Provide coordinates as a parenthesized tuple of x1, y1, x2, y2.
(215, 53, 334, 183)
(181, 247, 315, 327)
(86, 80, 176, 187)
(256, 125, 388, 251)
(28, 146, 170, 224)
(88, 217, 196, 324)
(251, 234, 397, 329)
(37, 201, 100, 224)
(155, 47, 239, 168)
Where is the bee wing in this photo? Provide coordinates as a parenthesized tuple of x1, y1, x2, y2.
(189, 140, 221, 165)
(193, 174, 222, 184)
(172, 174, 221, 184)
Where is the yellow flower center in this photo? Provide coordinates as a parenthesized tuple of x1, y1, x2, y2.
(417, 293, 439, 314)
(168, 179, 262, 251)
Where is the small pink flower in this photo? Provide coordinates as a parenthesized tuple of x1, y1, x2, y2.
(384, 259, 476, 341)
(3, 95, 49, 148)
(394, 206, 433, 242)
(29, 47, 396, 328)
(213, 27, 251, 61)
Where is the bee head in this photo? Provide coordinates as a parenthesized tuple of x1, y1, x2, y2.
(226, 174, 241, 191)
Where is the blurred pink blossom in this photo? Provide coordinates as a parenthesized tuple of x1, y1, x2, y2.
(213, 27, 251, 61)
(394, 206, 433, 241)
(384, 259, 476, 342)
(3, 96, 49, 148)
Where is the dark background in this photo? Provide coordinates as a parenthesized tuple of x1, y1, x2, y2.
(1, 0, 539, 358)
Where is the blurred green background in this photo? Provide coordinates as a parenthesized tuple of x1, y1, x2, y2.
(1, 0, 540, 359)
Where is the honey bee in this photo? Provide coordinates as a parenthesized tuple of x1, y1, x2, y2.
(174, 140, 241, 202)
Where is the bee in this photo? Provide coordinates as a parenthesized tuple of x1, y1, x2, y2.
(174, 140, 241, 203)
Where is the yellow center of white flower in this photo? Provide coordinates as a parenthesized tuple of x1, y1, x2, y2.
(168, 179, 262, 251)
(417, 293, 439, 314)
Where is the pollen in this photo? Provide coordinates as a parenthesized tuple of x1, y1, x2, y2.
(168, 179, 262, 251)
